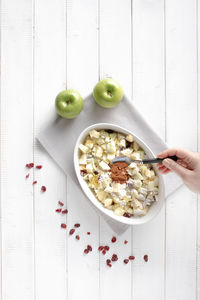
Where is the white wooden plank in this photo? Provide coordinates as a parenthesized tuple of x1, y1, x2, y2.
(0, 0, 34, 299)
(165, 0, 198, 299)
(66, 1, 100, 299)
(66, 0, 99, 98)
(99, 1, 132, 299)
(34, 0, 68, 299)
(131, 1, 166, 299)
(198, 0, 200, 297)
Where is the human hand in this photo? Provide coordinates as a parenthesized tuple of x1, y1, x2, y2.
(157, 148, 200, 193)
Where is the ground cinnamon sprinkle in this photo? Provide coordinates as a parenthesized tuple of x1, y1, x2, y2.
(109, 162, 129, 184)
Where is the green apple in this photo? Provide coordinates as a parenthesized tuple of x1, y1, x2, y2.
(93, 78, 123, 108)
(55, 89, 83, 119)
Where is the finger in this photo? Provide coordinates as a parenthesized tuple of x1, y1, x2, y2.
(158, 165, 168, 171)
(157, 162, 163, 168)
(157, 148, 193, 160)
(162, 169, 171, 175)
(158, 166, 170, 173)
(162, 158, 190, 178)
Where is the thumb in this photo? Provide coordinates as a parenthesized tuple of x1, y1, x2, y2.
(162, 158, 188, 178)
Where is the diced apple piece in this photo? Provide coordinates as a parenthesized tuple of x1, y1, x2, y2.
(133, 141, 139, 151)
(134, 207, 148, 216)
(79, 143, 89, 153)
(99, 161, 110, 171)
(104, 198, 113, 207)
(106, 140, 116, 154)
(79, 154, 87, 164)
(107, 153, 115, 162)
(114, 207, 125, 216)
(119, 139, 126, 148)
(85, 139, 94, 149)
(126, 134, 134, 142)
(89, 129, 100, 139)
(94, 146, 103, 158)
(96, 190, 107, 201)
(86, 163, 93, 173)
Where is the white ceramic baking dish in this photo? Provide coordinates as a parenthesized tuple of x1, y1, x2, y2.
(74, 123, 165, 225)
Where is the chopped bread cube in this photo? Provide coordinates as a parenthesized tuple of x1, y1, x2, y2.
(135, 207, 148, 216)
(107, 153, 115, 162)
(106, 140, 116, 154)
(94, 146, 103, 158)
(89, 129, 100, 139)
(96, 190, 107, 201)
(79, 154, 87, 165)
(99, 161, 110, 171)
(104, 198, 113, 207)
(121, 148, 133, 156)
(86, 163, 93, 173)
(114, 207, 125, 216)
(79, 144, 89, 153)
(133, 141, 139, 151)
(126, 134, 134, 142)
(85, 139, 94, 149)
(130, 152, 141, 160)
(119, 139, 126, 148)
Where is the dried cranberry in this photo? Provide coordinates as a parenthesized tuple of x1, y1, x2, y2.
(32, 181, 37, 185)
(36, 165, 42, 169)
(62, 209, 68, 214)
(80, 170, 87, 176)
(74, 223, 80, 228)
(58, 201, 64, 206)
(26, 163, 34, 168)
(98, 246, 104, 251)
(105, 246, 110, 251)
(111, 254, 118, 262)
(124, 240, 128, 244)
(69, 229, 75, 235)
(25, 173, 30, 179)
(102, 250, 106, 255)
(106, 129, 114, 133)
(107, 263, 112, 267)
(87, 245, 92, 252)
(56, 208, 62, 213)
(87, 232, 90, 235)
(129, 256, 135, 260)
(94, 171, 98, 175)
(111, 236, 117, 243)
(61, 223, 67, 229)
(41, 186, 46, 192)
(123, 212, 132, 218)
(106, 259, 111, 264)
(124, 259, 129, 264)
(84, 249, 89, 254)
(144, 255, 148, 262)
(76, 235, 80, 240)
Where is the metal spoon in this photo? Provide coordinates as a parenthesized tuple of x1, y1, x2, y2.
(112, 155, 178, 165)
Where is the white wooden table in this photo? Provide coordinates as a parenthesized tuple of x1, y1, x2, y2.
(1, 0, 199, 299)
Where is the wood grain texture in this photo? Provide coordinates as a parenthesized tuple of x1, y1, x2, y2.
(0, 0, 34, 299)
(131, 1, 165, 299)
(99, 1, 132, 299)
(197, 1, 200, 299)
(34, 0, 68, 299)
(165, 0, 198, 299)
(66, 1, 100, 300)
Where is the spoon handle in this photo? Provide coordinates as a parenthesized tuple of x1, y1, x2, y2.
(142, 155, 178, 164)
